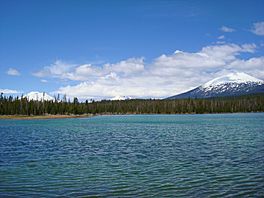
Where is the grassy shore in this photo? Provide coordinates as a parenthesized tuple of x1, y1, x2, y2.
(0, 114, 94, 120)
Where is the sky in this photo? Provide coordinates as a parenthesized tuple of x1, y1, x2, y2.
(1, 0, 264, 100)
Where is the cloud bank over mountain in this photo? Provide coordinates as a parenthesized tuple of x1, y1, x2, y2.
(31, 43, 264, 100)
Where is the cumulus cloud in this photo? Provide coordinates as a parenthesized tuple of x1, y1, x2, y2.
(251, 21, 264, 36)
(220, 26, 235, 32)
(33, 60, 74, 79)
(33, 58, 145, 81)
(228, 57, 264, 79)
(7, 68, 20, 76)
(104, 58, 145, 76)
(151, 43, 256, 76)
(34, 43, 262, 100)
(0, 89, 19, 94)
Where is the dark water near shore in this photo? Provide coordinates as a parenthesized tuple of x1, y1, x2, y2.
(0, 113, 264, 197)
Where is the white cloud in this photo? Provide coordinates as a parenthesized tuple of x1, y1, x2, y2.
(7, 68, 20, 76)
(218, 35, 225, 39)
(228, 57, 264, 79)
(41, 79, 48, 83)
(104, 57, 145, 76)
(33, 58, 145, 81)
(38, 43, 263, 100)
(0, 89, 19, 94)
(151, 43, 256, 76)
(220, 26, 235, 32)
(251, 21, 264, 36)
(32, 60, 74, 79)
(216, 41, 226, 45)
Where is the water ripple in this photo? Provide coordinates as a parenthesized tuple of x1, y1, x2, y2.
(0, 113, 264, 197)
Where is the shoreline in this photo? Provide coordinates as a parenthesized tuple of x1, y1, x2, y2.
(0, 114, 94, 120)
(0, 112, 263, 120)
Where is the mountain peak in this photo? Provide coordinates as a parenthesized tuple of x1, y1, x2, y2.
(111, 95, 132, 101)
(202, 72, 263, 89)
(24, 91, 54, 101)
(167, 72, 264, 99)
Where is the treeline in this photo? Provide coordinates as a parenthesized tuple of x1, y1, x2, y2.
(0, 93, 264, 115)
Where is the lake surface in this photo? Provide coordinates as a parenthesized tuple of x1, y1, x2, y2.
(0, 113, 264, 197)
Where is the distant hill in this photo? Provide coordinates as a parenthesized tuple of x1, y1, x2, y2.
(167, 72, 264, 99)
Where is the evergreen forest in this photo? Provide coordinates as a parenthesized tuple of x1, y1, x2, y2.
(0, 93, 264, 115)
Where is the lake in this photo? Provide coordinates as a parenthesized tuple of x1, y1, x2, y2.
(1, 113, 264, 197)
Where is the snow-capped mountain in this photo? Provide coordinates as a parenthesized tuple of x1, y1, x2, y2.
(167, 72, 264, 99)
(111, 96, 132, 101)
(24, 91, 54, 101)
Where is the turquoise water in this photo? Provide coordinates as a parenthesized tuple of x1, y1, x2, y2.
(0, 113, 264, 197)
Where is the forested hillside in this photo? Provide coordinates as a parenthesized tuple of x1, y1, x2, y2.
(0, 93, 264, 115)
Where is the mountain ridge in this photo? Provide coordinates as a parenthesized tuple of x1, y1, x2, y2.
(167, 72, 264, 99)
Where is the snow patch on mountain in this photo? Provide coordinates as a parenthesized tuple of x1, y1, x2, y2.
(111, 96, 132, 101)
(202, 72, 263, 89)
(24, 91, 54, 101)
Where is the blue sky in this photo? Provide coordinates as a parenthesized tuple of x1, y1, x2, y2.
(1, 0, 264, 99)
